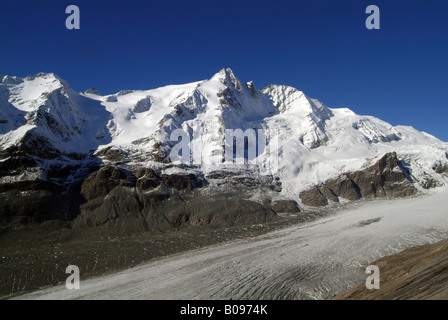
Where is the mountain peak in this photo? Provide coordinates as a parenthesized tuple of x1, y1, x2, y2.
(209, 67, 245, 94)
(212, 68, 236, 79)
(2, 74, 24, 85)
(37, 72, 71, 89)
(210, 68, 238, 83)
(1, 72, 72, 93)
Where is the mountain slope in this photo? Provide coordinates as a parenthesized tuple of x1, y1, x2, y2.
(85, 68, 448, 193)
(335, 237, 448, 300)
(0, 69, 447, 228)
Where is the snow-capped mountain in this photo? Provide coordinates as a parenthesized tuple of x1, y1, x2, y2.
(1, 69, 447, 228)
(0, 73, 111, 153)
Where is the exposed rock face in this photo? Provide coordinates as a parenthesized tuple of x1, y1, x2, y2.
(318, 185, 339, 203)
(300, 152, 418, 207)
(1, 70, 447, 232)
(433, 162, 448, 176)
(1, 150, 419, 229)
(80, 166, 136, 202)
(299, 188, 329, 207)
(268, 200, 301, 214)
(71, 164, 280, 233)
(159, 173, 207, 191)
(325, 176, 362, 201)
(135, 168, 162, 190)
(166, 196, 279, 228)
(94, 147, 128, 162)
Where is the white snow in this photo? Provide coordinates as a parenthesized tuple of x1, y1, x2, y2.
(12, 187, 448, 300)
(1, 69, 447, 201)
(1, 72, 112, 153)
(6, 73, 65, 112)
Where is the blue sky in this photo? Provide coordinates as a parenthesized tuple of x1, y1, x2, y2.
(1, 0, 447, 141)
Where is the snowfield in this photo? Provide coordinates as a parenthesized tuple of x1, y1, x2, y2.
(13, 188, 448, 300)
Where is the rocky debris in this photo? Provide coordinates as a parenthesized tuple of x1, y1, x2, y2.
(0, 211, 293, 298)
(0, 139, 100, 226)
(334, 238, 448, 300)
(166, 196, 280, 228)
(75, 183, 173, 233)
(300, 152, 418, 207)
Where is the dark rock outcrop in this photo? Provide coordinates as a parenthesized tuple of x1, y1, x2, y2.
(325, 176, 362, 201)
(0, 180, 77, 225)
(300, 152, 418, 207)
(0, 147, 281, 232)
(70, 160, 283, 232)
(74, 186, 280, 233)
(269, 200, 301, 213)
(73, 166, 273, 233)
(166, 196, 280, 228)
(80, 166, 136, 201)
(300, 187, 328, 207)
(95, 147, 128, 162)
(136, 168, 162, 190)
(433, 162, 448, 175)
(159, 173, 207, 191)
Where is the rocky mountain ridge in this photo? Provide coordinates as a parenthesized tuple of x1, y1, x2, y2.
(1, 69, 447, 230)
